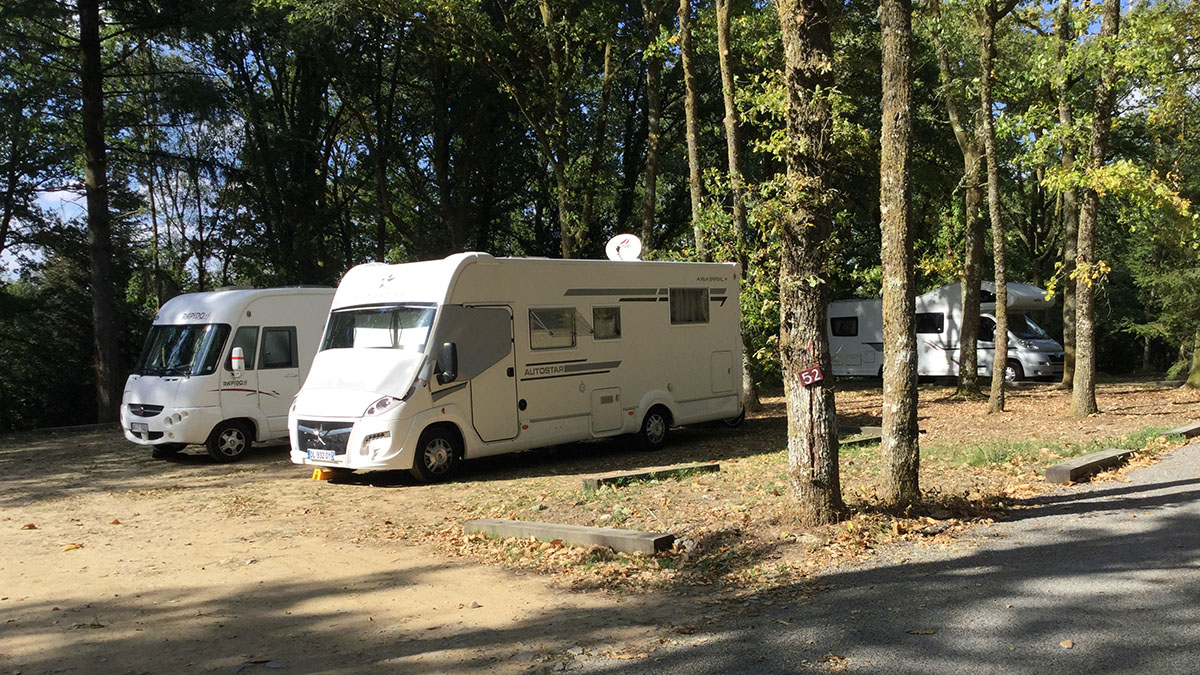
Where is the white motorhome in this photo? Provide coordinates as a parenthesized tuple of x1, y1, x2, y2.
(289, 253, 744, 482)
(827, 282, 1065, 382)
(121, 287, 335, 461)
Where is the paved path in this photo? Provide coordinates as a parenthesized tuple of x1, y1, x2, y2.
(584, 442, 1200, 673)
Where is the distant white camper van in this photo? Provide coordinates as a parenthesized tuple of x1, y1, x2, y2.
(122, 287, 335, 461)
(289, 252, 744, 482)
(827, 282, 1065, 382)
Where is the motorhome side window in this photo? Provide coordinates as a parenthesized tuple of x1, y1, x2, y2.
(225, 326, 258, 371)
(979, 317, 996, 342)
(592, 307, 621, 340)
(669, 288, 709, 325)
(260, 327, 299, 369)
(830, 317, 858, 337)
(915, 312, 945, 334)
(529, 308, 576, 350)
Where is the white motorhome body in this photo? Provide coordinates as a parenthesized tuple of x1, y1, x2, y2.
(289, 253, 744, 481)
(121, 287, 335, 461)
(827, 282, 1065, 381)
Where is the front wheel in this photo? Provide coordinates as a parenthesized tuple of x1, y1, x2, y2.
(410, 427, 461, 483)
(1004, 360, 1024, 383)
(206, 421, 253, 463)
(636, 407, 671, 451)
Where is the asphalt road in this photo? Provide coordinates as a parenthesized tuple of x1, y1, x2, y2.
(583, 442, 1200, 674)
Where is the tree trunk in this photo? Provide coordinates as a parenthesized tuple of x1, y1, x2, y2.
(580, 41, 614, 246)
(978, 5, 1009, 414)
(80, 0, 122, 423)
(1056, 0, 1079, 390)
(930, 0, 984, 399)
(1072, 0, 1120, 415)
(1188, 330, 1200, 389)
(879, 0, 919, 507)
(717, 0, 763, 412)
(679, 0, 704, 257)
(776, 0, 842, 527)
(640, 0, 665, 249)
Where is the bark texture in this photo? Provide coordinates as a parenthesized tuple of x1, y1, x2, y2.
(1189, 330, 1200, 389)
(80, 0, 122, 423)
(1056, 0, 1079, 390)
(978, 4, 1009, 414)
(776, 0, 842, 526)
(716, 0, 762, 412)
(1072, 0, 1120, 415)
(879, 0, 919, 507)
(678, 0, 704, 257)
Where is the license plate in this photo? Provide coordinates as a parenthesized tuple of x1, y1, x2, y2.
(131, 422, 149, 433)
(308, 449, 336, 462)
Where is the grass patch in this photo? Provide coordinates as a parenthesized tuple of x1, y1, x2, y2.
(925, 426, 1181, 468)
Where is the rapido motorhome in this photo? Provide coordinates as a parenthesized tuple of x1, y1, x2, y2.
(289, 252, 744, 482)
(827, 281, 1065, 382)
(122, 287, 335, 461)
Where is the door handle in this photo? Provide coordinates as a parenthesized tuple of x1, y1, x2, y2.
(507, 367, 514, 377)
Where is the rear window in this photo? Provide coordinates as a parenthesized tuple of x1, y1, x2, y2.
(830, 317, 858, 337)
(915, 312, 945, 334)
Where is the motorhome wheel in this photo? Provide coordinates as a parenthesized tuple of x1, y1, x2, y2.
(410, 427, 460, 483)
(151, 443, 187, 459)
(637, 407, 671, 451)
(722, 407, 746, 429)
(1004, 360, 1024, 383)
(206, 421, 252, 463)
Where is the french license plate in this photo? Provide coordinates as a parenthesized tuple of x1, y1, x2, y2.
(308, 449, 336, 462)
(130, 422, 149, 434)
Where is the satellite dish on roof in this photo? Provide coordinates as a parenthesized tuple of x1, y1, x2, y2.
(605, 234, 643, 261)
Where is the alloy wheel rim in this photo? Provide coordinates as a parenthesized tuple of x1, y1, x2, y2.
(424, 438, 453, 474)
(219, 429, 246, 456)
(646, 415, 666, 444)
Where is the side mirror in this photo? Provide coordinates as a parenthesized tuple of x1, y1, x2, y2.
(231, 346, 245, 376)
(436, 342, 458, 385)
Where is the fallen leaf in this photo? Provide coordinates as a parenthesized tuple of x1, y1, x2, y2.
(109, 519, 121, 525)
(1060, 640, 1074, 649)
(21, 523, 37, 530)
(64, 543, 83, 551)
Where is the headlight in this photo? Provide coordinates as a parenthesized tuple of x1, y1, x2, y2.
(364, 396, 399, 416)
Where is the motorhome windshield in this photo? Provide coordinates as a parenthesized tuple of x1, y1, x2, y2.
(135, 324, 231, 376)
(322, 305, 436, 351)
(1011, 314, 1052, 340)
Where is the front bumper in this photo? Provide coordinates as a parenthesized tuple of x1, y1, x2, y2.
(121, 404, 222, 446)
(288, 414, 418, 471)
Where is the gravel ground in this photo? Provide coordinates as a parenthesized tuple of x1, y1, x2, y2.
(577, 441, 1200, 674)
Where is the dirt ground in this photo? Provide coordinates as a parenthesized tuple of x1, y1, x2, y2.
(2, 379, 1197, 673)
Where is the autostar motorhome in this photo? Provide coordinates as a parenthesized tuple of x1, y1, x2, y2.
(289, 252, 744, 482)
(827, 282, 1065, 382)
(122, 287, 335, 461)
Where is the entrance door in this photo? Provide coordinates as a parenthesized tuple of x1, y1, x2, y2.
(257, 326, 300, 433)
(470, 307, 519, 442)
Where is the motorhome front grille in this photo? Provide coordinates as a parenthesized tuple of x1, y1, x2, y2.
(1047, 354, 1065, 364)
(297, 420, 354, 455)
(128, 404, 164, 417)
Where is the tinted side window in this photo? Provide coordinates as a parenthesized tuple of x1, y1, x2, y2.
(915, 312, 945, 334)
(979, 317, 996, 342)
(670, 288, 709, 324)
(260, 327, 298, 369)
(225, 326, 259, 371)
(529, 308, 576, 350)
(593, 307, 621, 340)
(830, 317, 858, 337)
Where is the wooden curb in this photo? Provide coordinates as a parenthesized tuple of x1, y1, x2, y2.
(464, 519, 674, 554)
(582, 462, 719, 491)
(1045, 448, 1135, 484)
(1163, 423, 1200, 439)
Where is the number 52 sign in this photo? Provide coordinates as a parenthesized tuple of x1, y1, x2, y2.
(798, 364, 824, 387)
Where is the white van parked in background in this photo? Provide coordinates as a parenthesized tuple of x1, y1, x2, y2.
(122, 287, 335, 461)
(289, 252, 744, 482)
(827, 281, 1065, 382)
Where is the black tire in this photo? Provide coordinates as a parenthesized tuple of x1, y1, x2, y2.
(151, 443, 187, 459)
(206, 420, 253, 463)
(636, 406, 671, 451)
(409, 426, 460, 483)
(1004, 360, 1024, 383)
(722, 407, 746, 429)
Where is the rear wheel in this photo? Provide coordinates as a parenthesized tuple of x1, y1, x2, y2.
(1004, 360, 1024, 383)
(410, 427, 460, 483)
(151, 443, 187, 459)
(206, 421, 252, 463)
(722, 407, 746, 429)
(636, 407, 671, 451)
